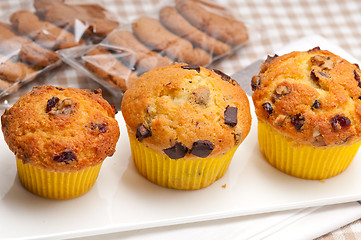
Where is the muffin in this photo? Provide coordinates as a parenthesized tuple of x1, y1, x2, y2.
(252, 47, 361, 180)
(121, 64, 252, 190)
(1, 86, 120, 199)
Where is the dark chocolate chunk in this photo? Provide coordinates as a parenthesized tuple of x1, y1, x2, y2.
(181, 65, 200, 73)
(224, 106, 238, 127)
(354, 70, 361, 87)
(53, 151, 77, 164)
(310, 70, 319, 82)
(190, 140, 214, 158)
(291, 114, 305, 131)
(312, 100, 321, 109)
(354, 63, 360, 70)
(330, 114, 351, 131)
(89, 123, 108, 133)
(136, 124, 152, 141)
(213, 69, 231, 82)
(308, 46, 321, 52)
(55, 87, 64, 91)
(262, 102, 273, 116)
(251, 75, 261, 91)
(46, 97, 60, 113)
(93, 89, 102, 95)
(163, 142, 188, 159)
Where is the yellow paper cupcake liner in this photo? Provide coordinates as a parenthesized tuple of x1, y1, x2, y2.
(128, 132, 237, 190)
(16, 158, 102, 199)
(258, 122, 361, 180)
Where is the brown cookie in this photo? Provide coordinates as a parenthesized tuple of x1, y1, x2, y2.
(0, 23, 59, 68)
(175, 0, 248, 46)
(159, 6, 231, 55)
(106, 30, 173, 73)
(132, 17, 211, 66)
(10, 10, 82, 50)
(34, 0, 119, 37)
(0, 54, 37, 82)
(84, 46, 138, 92)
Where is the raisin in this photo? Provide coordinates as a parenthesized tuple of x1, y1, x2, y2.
(262, 102, 273, 116)
(53, 151, 77, 164)
(312, 100, 321, 109)
(291, 114, 305, 131)
(136, 124, 152, 141)
(181, 65, 200, 73)
(163, 142, 188, 159)
(330, 114, 351, 131)
(251, 75, 261, 91)
(190, 140, 214, 158)
(46, 97, 60, 113)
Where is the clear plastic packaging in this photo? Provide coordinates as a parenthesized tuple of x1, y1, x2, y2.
(0, 0, 123, 104)
(59, 0, 255, 93)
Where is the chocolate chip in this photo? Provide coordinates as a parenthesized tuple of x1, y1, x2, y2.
(181, 65, 200, 73)
(163, 142, 188, 159)
(224, 106, 238, 127)
(213, 69, 231, 82)
(190, 140, 214, 158)
(55, 87, 64, 91)
(53, 151, 77, 164)
(136, 124, 152, 141)
(291, 114, 305, 131)
(310, 70, 319, 82)
(89, 123, 107, 133)
(262, 102, 273, 116)
(251, 75, 261, 91)
(312, 100, 321, 109)
(354, 70, 361, 87)
(308, 46, 321, 52)
(354, 63, 360, 70)
(93, 89, 102, 94)
(46, 97, 60, 113)
(330, 114, 351, 131)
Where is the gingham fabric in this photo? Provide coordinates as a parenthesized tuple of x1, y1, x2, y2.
(0, 0, 361, 238)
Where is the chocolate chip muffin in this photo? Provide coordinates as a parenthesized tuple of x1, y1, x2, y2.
(121, 64, 252, 190)
(1, 86, 120, 199)
(252, 47, 361, 179)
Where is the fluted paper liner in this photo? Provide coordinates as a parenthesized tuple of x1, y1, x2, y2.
(16, 158, 102, 199)
(128, 131, 238, 190)
(258, 122, 361, 180)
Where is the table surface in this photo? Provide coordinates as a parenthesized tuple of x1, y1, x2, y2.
(0, 0, 361, 239)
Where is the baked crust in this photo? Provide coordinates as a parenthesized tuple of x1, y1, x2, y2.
(252, 48, 361, 147)
(121, 64, 252, 157)
(1, 86, 120, 172)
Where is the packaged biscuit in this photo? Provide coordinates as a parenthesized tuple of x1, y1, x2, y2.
(59, 0, 254, 94)
(0, 0, 123, 106)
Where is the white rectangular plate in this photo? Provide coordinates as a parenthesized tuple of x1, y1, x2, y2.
(1, 35, 361, 239)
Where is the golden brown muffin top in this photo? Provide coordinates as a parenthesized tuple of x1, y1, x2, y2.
(1, 86, 120, 172)
(252, 47, 361, 147)
(121, 64, 252, 159)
